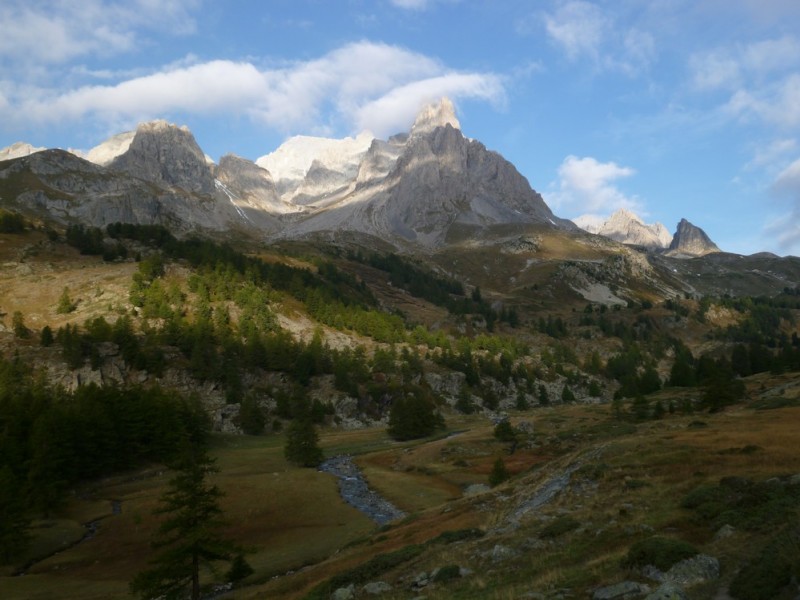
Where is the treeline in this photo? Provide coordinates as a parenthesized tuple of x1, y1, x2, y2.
(0, 354, 208, 526)
(348, 250, 519, 330)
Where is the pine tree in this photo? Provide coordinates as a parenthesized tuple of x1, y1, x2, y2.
(488, 457, 509, 487)
(130, 441, 239, 600)
(284, 417, 323, 467)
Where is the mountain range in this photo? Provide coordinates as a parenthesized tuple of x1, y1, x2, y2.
(1, 98, 722, 257)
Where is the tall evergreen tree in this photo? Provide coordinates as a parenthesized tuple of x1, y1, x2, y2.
(130, 441, 239, 600)
(284, 417, 323, 467)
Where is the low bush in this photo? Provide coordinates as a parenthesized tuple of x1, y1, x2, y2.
(432, 564, 461, 582)
(623, 536, 698, 571)
(540, 516, 581, 539)
(729, 529, 800, 600)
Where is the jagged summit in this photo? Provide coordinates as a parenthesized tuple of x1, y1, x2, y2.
(0, 142, 46, 161)
(575, 208, 672, 249)
(410, 97, 461, 137)
(667, 218, 721, 257)
(109, 120, 215, 195)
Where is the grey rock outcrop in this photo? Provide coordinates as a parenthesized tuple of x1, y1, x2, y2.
(282, 98, 574, 248)
(592, 581, 650, 600)
(109, 120, 216, 195)
(0, 147, 247, 234)
(644, 583, 688, 600)
(667, 219, 721, 257)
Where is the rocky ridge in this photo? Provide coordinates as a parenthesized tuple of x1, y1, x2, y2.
(667, 218, 721, 257)
(0, 99, 732, 257)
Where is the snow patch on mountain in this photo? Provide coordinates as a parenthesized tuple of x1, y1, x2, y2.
(0, 142, 46, 161)
(256, 131, 374, 187)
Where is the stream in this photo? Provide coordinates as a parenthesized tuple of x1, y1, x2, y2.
(319, 455, 406, 526)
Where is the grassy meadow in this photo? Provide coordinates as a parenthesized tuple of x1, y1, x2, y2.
(3, 380, 799, 599)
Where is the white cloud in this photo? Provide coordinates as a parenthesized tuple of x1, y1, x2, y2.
(725, 74, 800, 128)
(539, 1, 655, 75)
(390, 0, 429, 9)
(690, 35, 800, 92)
(689, 52, 742, 91)
(765, 157, 800, 253)
(5, 42, 504, 139)
(543, 1, 608, 62)
(547, 155, 640, 217)
(746, 138, 797, 170)
(0, 0, 199, 66)
(354, 74, 504, 136)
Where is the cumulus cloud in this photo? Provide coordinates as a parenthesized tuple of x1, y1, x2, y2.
(4, 41, 504, 139)
(0, 0, 199, 65)
(538, 1, 655, 75)
(547, 155, 640, 217)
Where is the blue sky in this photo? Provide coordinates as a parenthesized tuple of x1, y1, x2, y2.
(1, 0, 800, 256)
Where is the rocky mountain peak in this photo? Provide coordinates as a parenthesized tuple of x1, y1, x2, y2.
(576, 208, 672, 249)
(410, 97, 461, 137)
(109, 120, 215, 195)
(0, 142, 46, 162)
(667, 218, 721, 257)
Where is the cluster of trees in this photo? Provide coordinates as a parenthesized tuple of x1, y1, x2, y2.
(0, 355, 209, 563)
(0, 209, 26, 233)
(349, 250, 519, 330)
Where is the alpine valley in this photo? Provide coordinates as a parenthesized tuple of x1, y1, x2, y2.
(1, 99, 799, 600)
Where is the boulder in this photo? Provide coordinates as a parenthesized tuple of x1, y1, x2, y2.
(332, 584, 355, 600)
(645, 583, 688, 600)
(363, 580, 392, 595)
(593, 581, 650, 600)
(664, 554, 719, 586)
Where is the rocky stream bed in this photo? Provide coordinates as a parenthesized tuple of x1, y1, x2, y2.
(319, 455, 406, 526)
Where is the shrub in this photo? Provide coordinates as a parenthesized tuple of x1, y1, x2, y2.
(430, 528, 485, 545)
(488, 457, 509, 487)
(729, 529, 800, 600)
(540, 516, 580, 539)
(623, 536, 698, 571)
(433, 564, 461, 582)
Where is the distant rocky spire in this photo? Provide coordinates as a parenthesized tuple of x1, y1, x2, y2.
(667, 218, 721, 257)
(410, 97, 461, 137)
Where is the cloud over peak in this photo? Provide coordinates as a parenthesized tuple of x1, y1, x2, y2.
(4, 41, 505, 140)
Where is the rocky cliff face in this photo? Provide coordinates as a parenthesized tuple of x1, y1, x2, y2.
(0, 147, 249, 234)
(280, 98, 573, 247)
(109, 120, 216, 195)
(667, 218, 721, 257)
(576, 209, 672, 249)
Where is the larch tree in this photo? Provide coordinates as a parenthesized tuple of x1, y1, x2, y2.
(130, 440, 242, 600)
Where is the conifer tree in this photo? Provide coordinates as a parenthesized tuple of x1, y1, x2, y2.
(488, 456, 509, 487)
(130, 440, 239, 600)
(56, 286, 76, 314)
(284, 417, 323, 467)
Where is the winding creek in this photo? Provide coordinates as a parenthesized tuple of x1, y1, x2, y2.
(319, 455, 406, 526)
